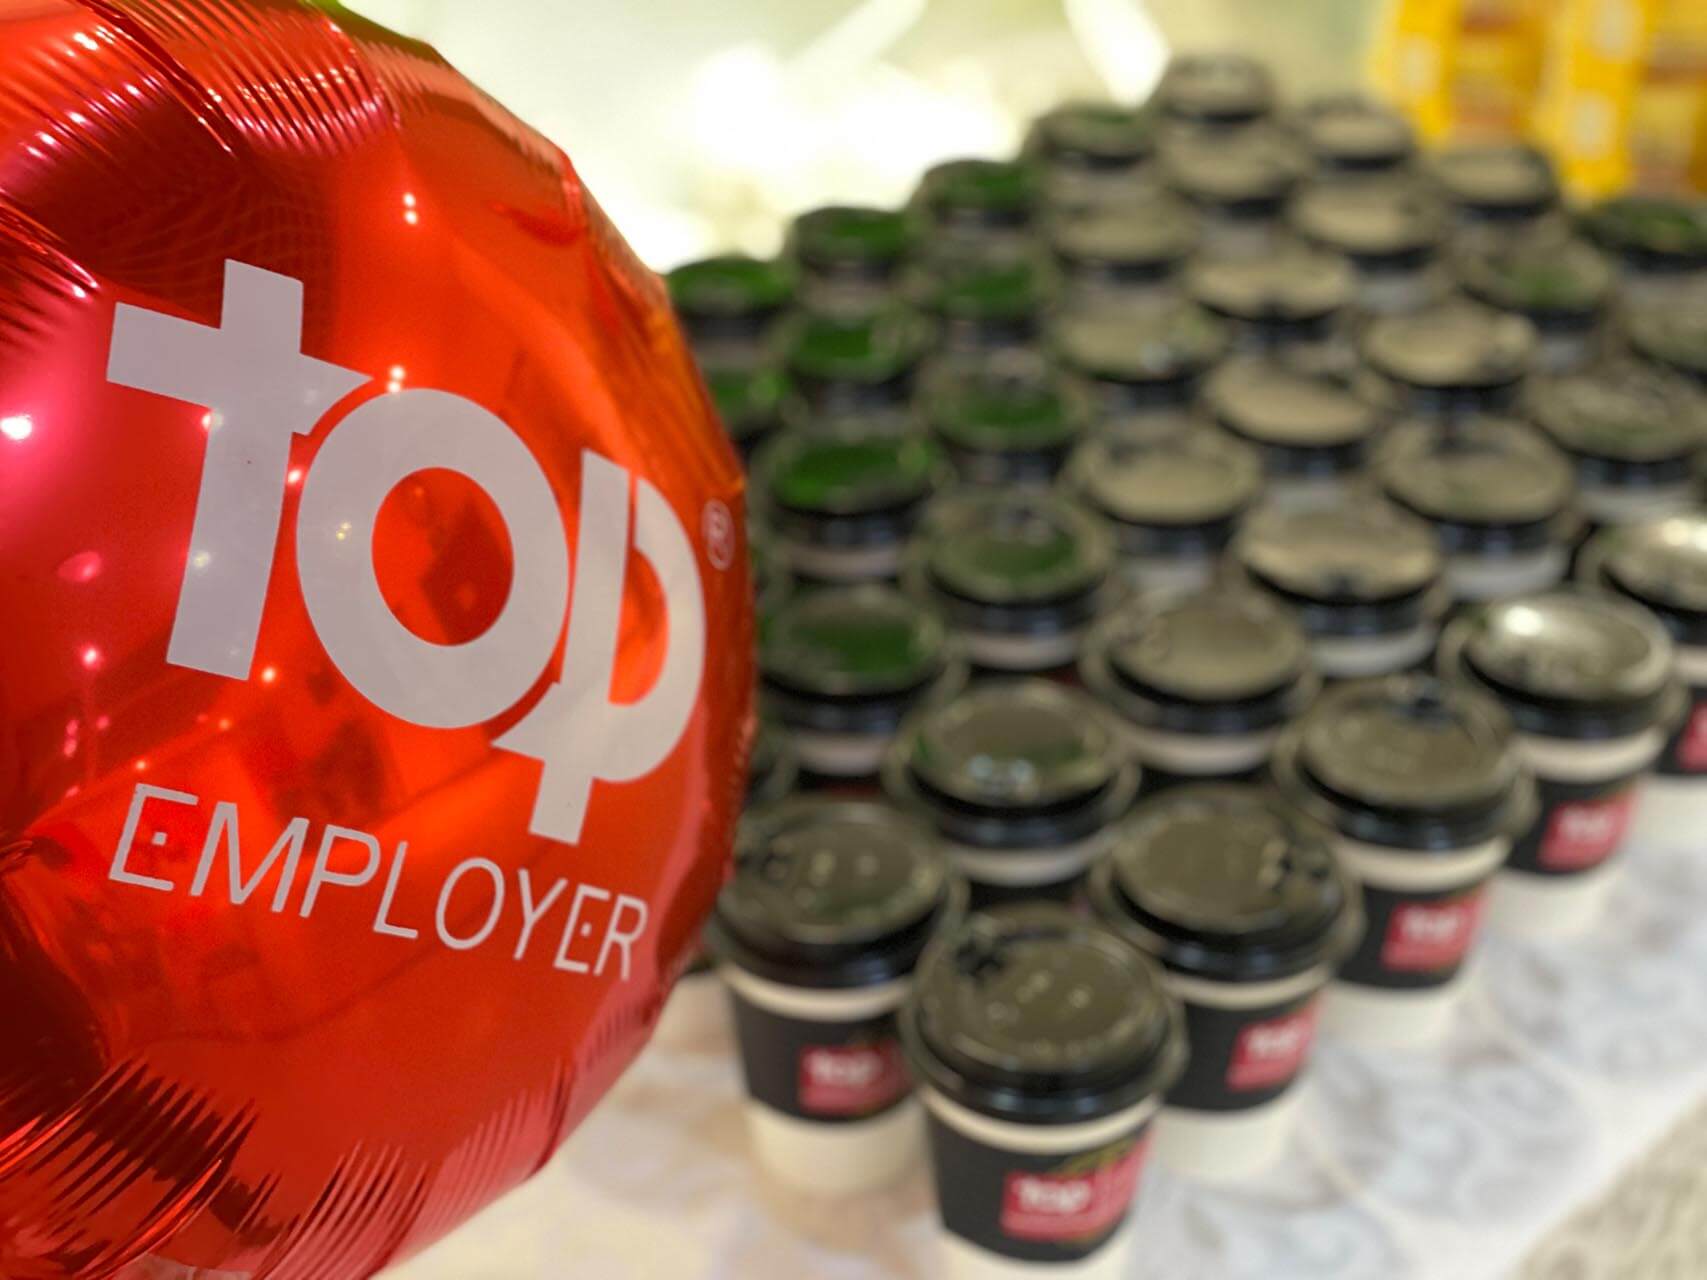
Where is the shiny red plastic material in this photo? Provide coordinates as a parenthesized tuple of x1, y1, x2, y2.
(0, 4, 752, 1276)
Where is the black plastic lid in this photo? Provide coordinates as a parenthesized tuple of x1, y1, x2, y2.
(1157, 53, 1275, 125)
(790, 205, 915, 281)
(1580, 195, 1707, 273)
(912, 490, 1115, 630)
(1296, 94, 1415, 171)
(1028, 102, 1157, 171)
(913, 255, 1052, 348)
(884, 679, 1137, 849)
(1054, 301, 1230, 397)
(1626, 295, 1707, 385)
(1580, 515, 1707, 647)
(902, 907, 1186, 1123)
(1442, 589, 1681, 740)
(1064, 430, 1262, 555)
(1235, 498, 1445, 638)
(747, 720, 801, 808)
(1186, 243, 1355, 328)
(1205, 355, 1382, 477)
(917, 158, 1041, 232)
(705, 361, 790, 453)
(1082, 588, 1317, 737)
(710, 798, 960, 989)
(1527, 361, 1706, 488)
(668, 255, 798, 341)
(1288, 177, 1448, 266)
(922, 350, 1087, 464)
(763, 583, 952, 703)
(1361, 300, 1538, 393)
(1454, 231, 1614, 327)
(1048, 193, 1201, 281)
(1271, 674, 1534, 851)
(1161, 124, 1307, 214)
(783, 304, 934, 408)
(757, 429, 949, 548)
(1377, 417, 1577, 555)
(1090, 784, 1360, 982)
(1427, 143, 1559, 221)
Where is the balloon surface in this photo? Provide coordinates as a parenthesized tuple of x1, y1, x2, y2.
(0, 3, 752, 1276)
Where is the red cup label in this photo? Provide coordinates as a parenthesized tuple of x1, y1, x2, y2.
(1537, 790, 1636, 872)
(1676, 703, 1707, 773)
(1226, 1002, 1319, 1092)
(1000, 1138, 1149, 1243)
(1380, 889, 1487, 973)
(797, 1041, 908, 1118)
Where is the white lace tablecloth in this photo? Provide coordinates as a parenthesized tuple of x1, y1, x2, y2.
(389, 834, 1707, 1280)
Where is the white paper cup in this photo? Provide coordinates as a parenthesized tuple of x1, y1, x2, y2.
(709, 799, 964, 1195)
(1323, 834, 1506, 1046)
(1490, 728, 1667, 939)
(722, 968, 921, 1194)
(902, 911, 1187, 1279)
(923, 1090, 1161, 1280)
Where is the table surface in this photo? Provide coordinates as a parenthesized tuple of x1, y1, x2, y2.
(390, 832, 1707, 1280)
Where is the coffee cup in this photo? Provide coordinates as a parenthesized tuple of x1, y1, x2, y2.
(1377, 417, 1579, 605)
(1202, 353, 1383, 510)
(901, 907, 1187, 1278)
(904, 489, 1120, 673)
(707, 797, 965, 1194)
(761, 583, 969, 781)
(1088, 785, 1361, 1180)
(1359, 299, 1537, 420)
(1272, 675, 1535, 1046)
(753, 425, 950, 584)
(883, 680, 1139, 908)
(1579, 515, 1707, 848)
(1231, 496, 1449, 681)
(1079, 588, 1318, 793)
(921, 350, 1089, 489)
(1061, 428, 1262, 597)
(1440, 589, 1684, 937)
(1527, 361, 1703, 532)
(1288, 176, 1448, 317)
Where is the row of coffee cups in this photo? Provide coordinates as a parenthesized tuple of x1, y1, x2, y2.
(704, 607, 1678, 1275)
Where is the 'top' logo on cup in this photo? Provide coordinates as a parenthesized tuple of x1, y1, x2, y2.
(797, 1041, 909, 1117)
(1226, 1004, 1319, 1092)
(1538, 792, 1637, 871)
(1380, 891, 1487, 972)
(106, 261, 707, 846)
(998, 1140, 1148, 1243)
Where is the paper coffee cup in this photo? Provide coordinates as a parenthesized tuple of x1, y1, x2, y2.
(1088, 785, 1361, 1180)
(902, 908, 1186, 1278)
(904, 490, 1119, 676)
(761, 584, 969, 781)
(1232, 496, 1449, 683)
(1079, 588, 1318, 796)
(1579, 518, 1707, 852)
(883, 680, 1138, 908)
(1493, 729, 1665, 938)
(1440, 589, 1684, 938)
(1376, 416, 1578, 608)
(1063, 429, 1260, 611)
(707, 798, 965, 1194)
(1272, 676, 1535, 1048)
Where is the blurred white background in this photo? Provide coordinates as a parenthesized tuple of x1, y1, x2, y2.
(344, 0, 1379, 269)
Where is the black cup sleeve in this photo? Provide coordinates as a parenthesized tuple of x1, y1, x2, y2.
(727, 989, 910, 1124)
(924, 1111, 1153, 1264)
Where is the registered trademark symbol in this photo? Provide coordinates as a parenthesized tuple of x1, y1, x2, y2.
(703, 500, 735, 571)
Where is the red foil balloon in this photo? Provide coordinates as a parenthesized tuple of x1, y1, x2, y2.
(0, 3, 752, 1276)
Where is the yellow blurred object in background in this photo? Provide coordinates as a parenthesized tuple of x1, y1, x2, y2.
(1376, 0, 1707, 196)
